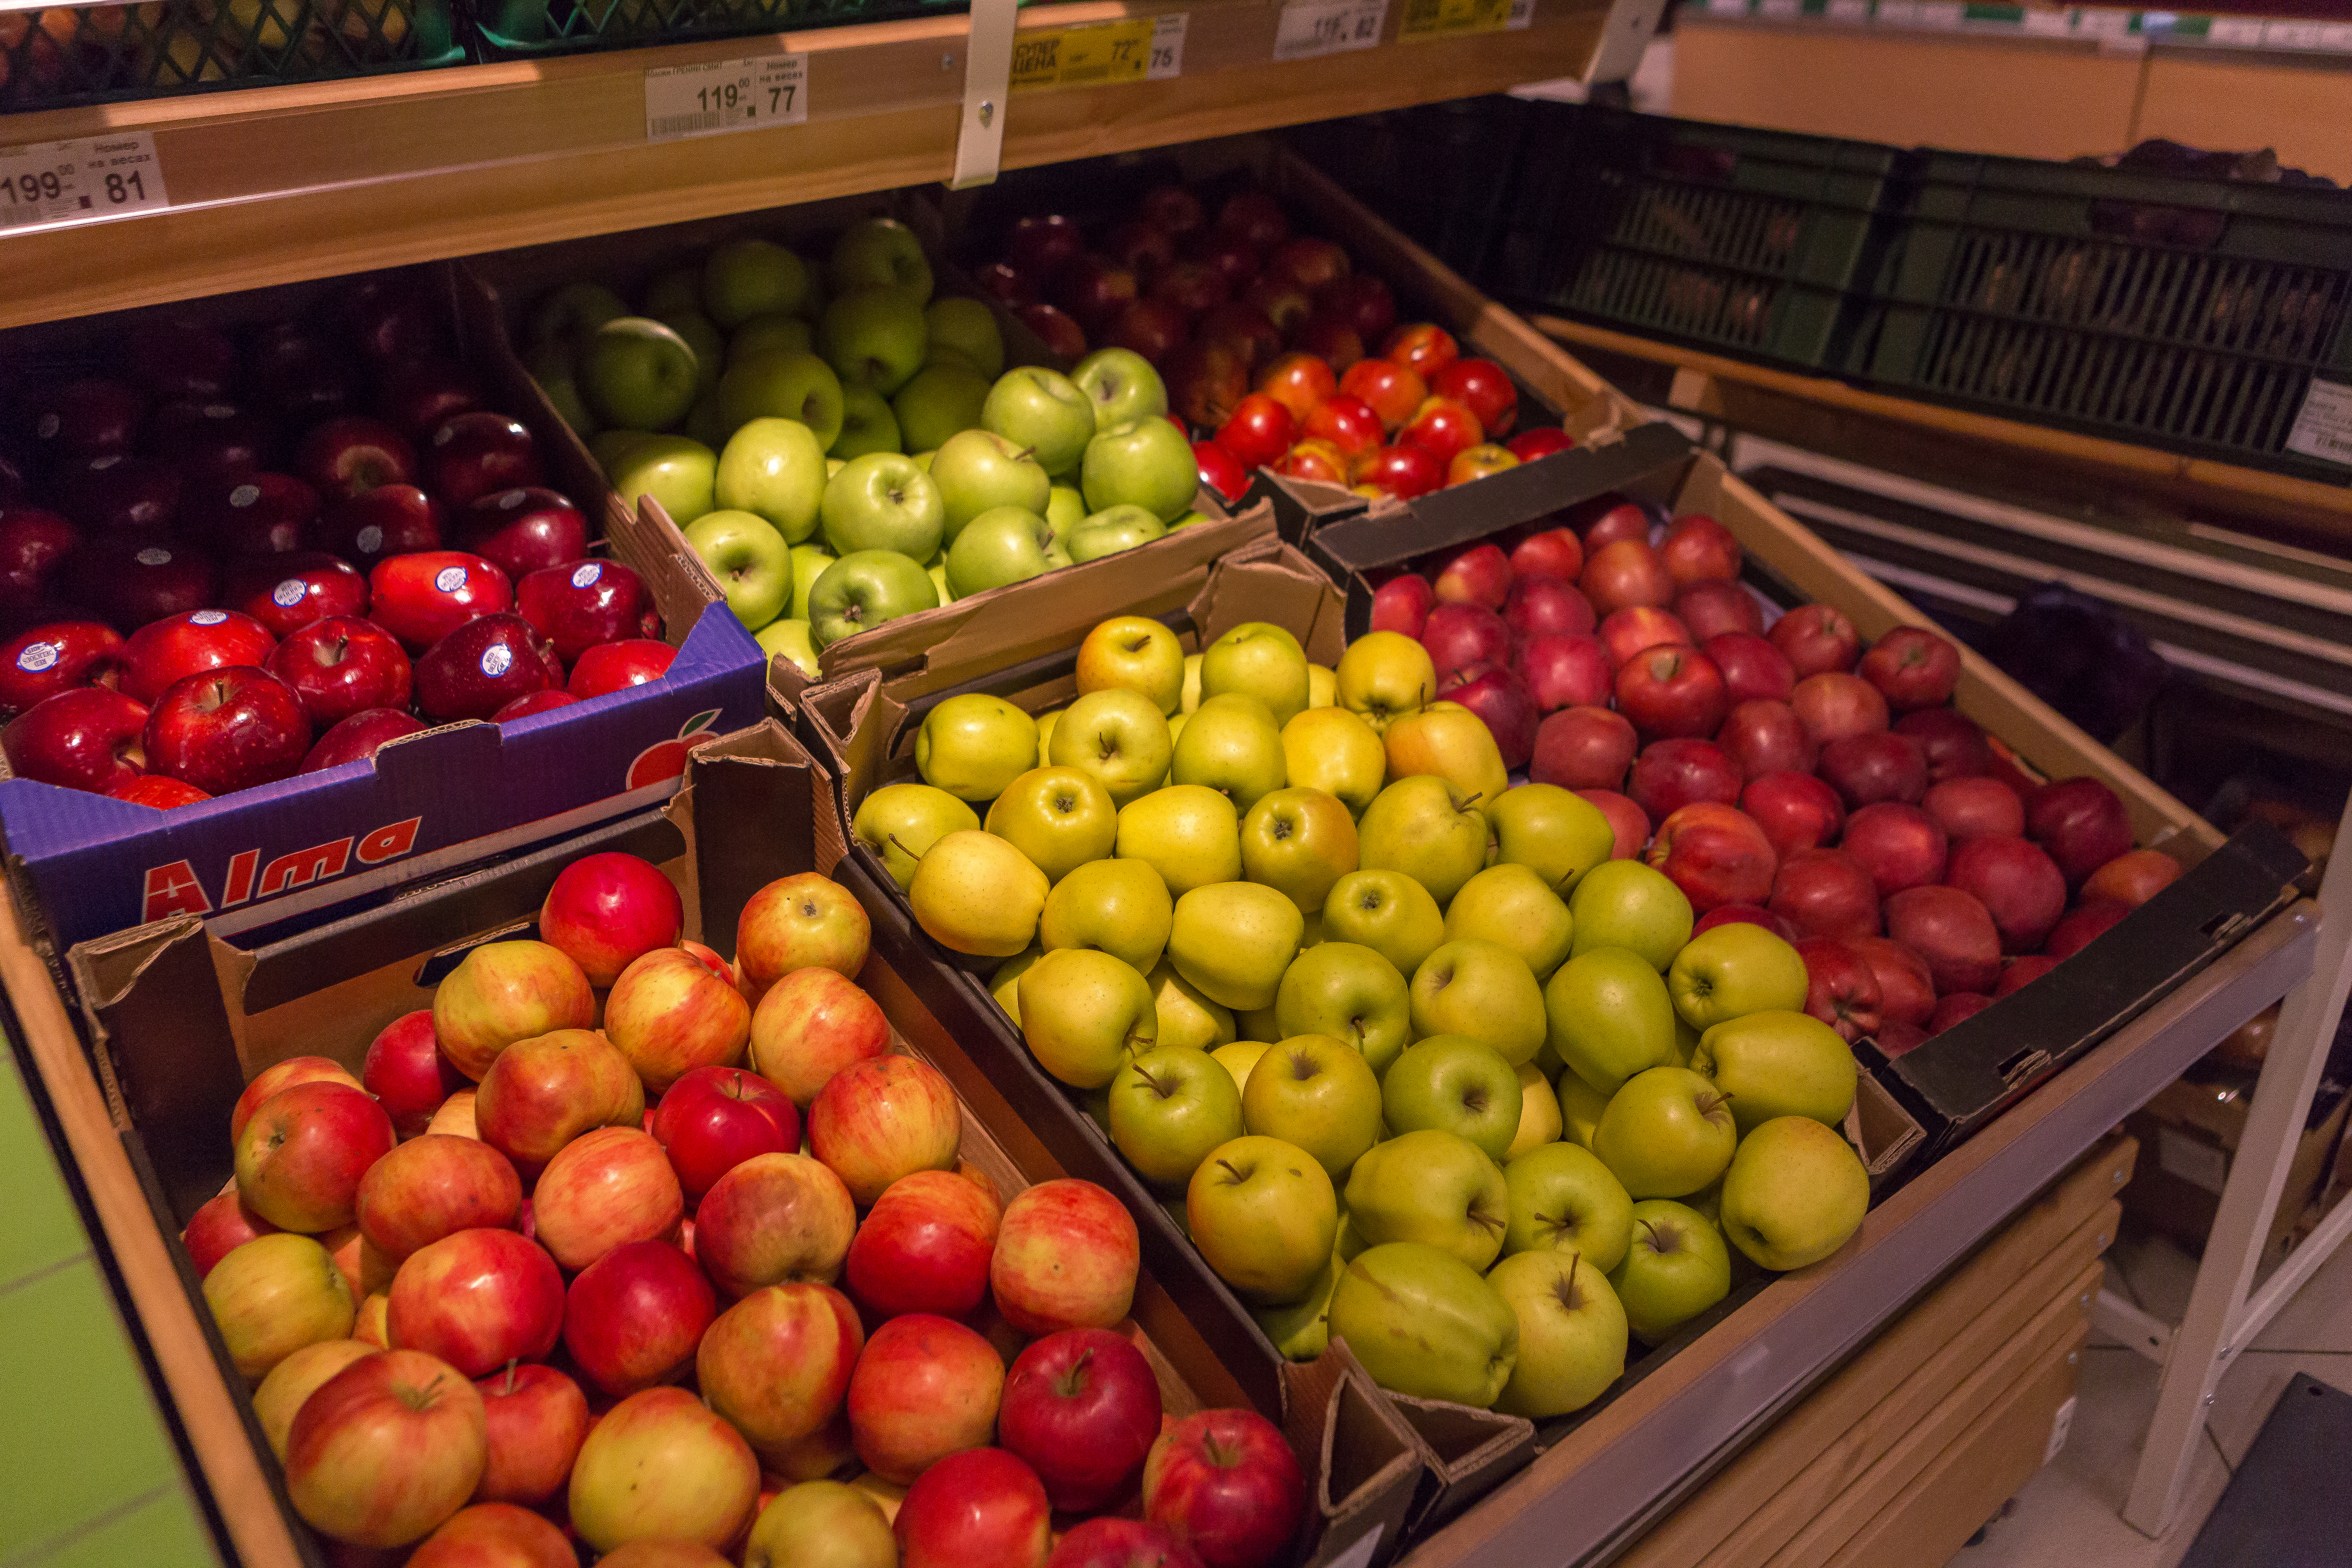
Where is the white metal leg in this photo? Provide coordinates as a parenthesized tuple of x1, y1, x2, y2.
(2121, 793, 2352, 1537)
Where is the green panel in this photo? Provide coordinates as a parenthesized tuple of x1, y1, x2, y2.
(34, 1485, 220, 1568)
(0, 1052, 90, 1290)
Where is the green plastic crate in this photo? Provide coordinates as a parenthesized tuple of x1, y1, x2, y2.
(1848, 151, 2352, 483)
(0, 0, 460, 111)
(472, 0, 956, 58)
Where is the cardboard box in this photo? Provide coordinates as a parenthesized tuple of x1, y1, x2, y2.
(56, 718, 1423, 1566)
(0, 265, 770, 958)
(2124, 1073, 2351, 1269)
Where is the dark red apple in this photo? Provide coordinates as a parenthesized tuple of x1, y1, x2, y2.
(1841, 802, 1948, 898)
(125, 321, 238, 403)
(369, 550, 513, 651)
(2046, 899, 2131, 959)
(650, 1064, 799, 1202)
(1994, 955, 2059, 997)
(1163, 341, 1251, 432)
(296, 416, 419, 500)
(0, 621, 121, 714)
(0, 507, 79, 608)
(1427, 359, 1515, 439)
(1740, 770, 1845, 859)
(144, 666, 311, 797)
(1923, 775, 2023, 840)
(1420, 602, 1514, 682)
(975, 261, 1037, 310)
(1214, 190, 1288, 251)
(1676, 580, 1764, 643)
(342, 274, 446, 364)
(1818, 731, 1928, 808)
(1648, 801, 1777, 912)
(1370, 573, 1434, 639)
(107, 774, 208, 809)
(516, 557, 661, 664)
(1579, 788, 1650, 859)
(1595, 607, 1690, 670)
(363, 1010, 459, 1138)
(415, 613, 561, 722)
(1138, 185, 1205, 238)
(1509, 528, 1582, 582)
(1705, 632, 1794, 704)
(1505, 580, 1595, 647)
(1007, 214, 1085, 280)
(1109, 300, 1191, 366)
(65, 537, 218, 630)
(245, 323, 356, 421)
(1319, 274, 1398, 346)
(1104, 219, 1176, 284)
(1695, 903, 1798, 941)
(999, 1328, 1163, 1513)
(1507, 428, 1575, 464)
(267, 616, 412, 727)
(1850, 936, 1936, 1029)
(1196, 302, 1282, 369)
(567, 639, 672, 700)
(1300, 395, 1383, 464)
(1768, 604, 1860, 677)
(1715, 698, 1815, 780)
(1797, 936, 1882, 1043)
(563, 1239, 717, 1399)
(492, 690, 579, 723)
(1945, 834, 2067, 953)
(1532, 706, 1639, 792)
(1356, 443, 1444, 500)
(1886, 885, 2001, 996)
(1614, 644, 1728, 740)
(316, 483, 445, 567)
(377, 359, 486, 439)
(1055, 256, 1141, 333)
(1519, 633, 1611, 713)
(223, 552, 370, 639)
(457, 488, 588, 584)
(1925, 992, 1989, 1034)
(1791, 671, 1890, 746)
(1577, 498, 1653, 550)
(1241, 276, 1313, 338)
(1194, 441, 1250, 503)
(183, 472, 322, 556)
(2, 686, 149, 793)
(1150, 261, 1229, 317)
(1659, 514, 1742, 587)
(2025, 777, 2134, 888)
(118, 609, 278, 707)
(25, 376, 143, 458)
(1626, 737, 1742, 820)
(1876, 1020, 1929, 1057)
(1768, 847, 1881, 940)
(1293, 313, 1367, 373)
(1397, 395, 1483, 466)
(1858, 626, 1962, 711)
(1894, 707, 1993, 781)
(147, 401, 276, 479)
(1432, 544, 1511, 610)
(1051, 1519, 1206, 1568)
(51, 454, 181, 534)
(1438, 662, 1537, 770)
(1019, 304, 1089, 361)
(426, 412, 545, 507)
(301, 708, 428, 773)
(1579, 539, 1675, 617)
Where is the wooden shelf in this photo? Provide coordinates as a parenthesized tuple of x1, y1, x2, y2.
(0, 0, 1607, 329)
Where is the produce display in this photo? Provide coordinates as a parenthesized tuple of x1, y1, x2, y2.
(966, 182, 1579, 499)
(189, 851, 1303, 1565)
(859, 607, 1881, 1420)
(0, 278, 662, 807)
(1365, 494, 2174, 1053)
(527, 218, 1216, 680)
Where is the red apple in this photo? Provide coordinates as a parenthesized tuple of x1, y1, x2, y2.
(1858, 626, 1961, 711)
(1659, 513, 1742, 587)
(472, 1026, 644, 1176)
(1008, 215, 1085, 279)
(1292, 313, 1366, 372)
(1299, 394, 1382, 464)
(1818, 731, 1928, 808)
(692, 1152, 856, 1299)
(180, 471, 319, 555)
(318, 483, 446, 568)
(1894, 707, 1993, 781)
(267, 616, 412, 727)
(1768, 847, 1881, 940)
(1356, 443, 1444, 499)
(1648, 800, 1777, 911)
(1791, 671, 1889, 746)
(846, 1312, 1004, 1483)
(1397, 396, 1483, 466)
(145, 666, 312, 797)
(471, 1362, 589, 1507)
(1615, 645, 1729, 740)
(1677, 581, 1764, 643)
(1876, 1020, 1929, 1058)
(1105, 220, 1176, 283)
(0, 506, 81, 608)
(993, 1178, 1138, 1336)
(1241, 276, 1312, 338)
(845, 1168, 1001, 1320)
(414, 613, 561, 722)
(493, 690, 577, 723)
(1051, 1519, 1207, 1568)
(2083, 848, 2181, 908)
(1270, 440, 1348, 486)
(107, 774, 209, 808)
(563, 1238, 716, 1396)
(1319, 274, 1398, 344)
(285, 1348, 487, 1548)
(1519, 633, 1611, 713)
(1196, 301, 1283, 370)
(128, 321, 239, 401)
(232, 1056, 363, 1143)
(234, 1078, 396, 1231)
(1193, 441, 1250, 503)
(1716, 698, 1815, 780)
(1577, 498, 1653, 550)
(1532, 705, 1638, 791)
(3, 685, 150, 792)
(1507, 428, 1575, 463)
(976, 262, 1038, 310)
(1254, 353, 1336, 423)
(1138, 185, 1205, 238)
(1370, 573, 1434, 639)
(1597, 606, 1690, 668)
(385, 1227, 564, 1377)
(568, 638, 673, 700)
(2046, 899, 2132, 960)
(1768, 604, 1860, 677)
(539, 851, 682, 986)
(1849, 936, 1936, 1029)
(530, 1127, 684, 1273)
(514, 558, 659, 665)
(1018, 304, 1088, 360)
(2025, 777, 2134, 888)
(427, 413, 545, 507)
(224, 551, 369, 639)
(1885, 885, 2001, 996)
(183, 1188, 281, 1280)
(1165, 341, 1252, 432)
(1509, 527, 1583, 582)
(1432, 543, 1510, 610)
(1628, 736, 1742, 820)
(1056, 256, 1141, 333)
(298, 416, 419, 501)
(117, 608, 276, 706)
(1923, 775, 2023, 840)
(1841, 802, 1949, 898)
(603, 944, 753, 1097)
(246, 323, 357, 422)
(303, 708, 428, 773)
(1796, 936, 1882, 1043)
(1704, 632, 1794, 704)
(26, 375, 143, 457)
(746, 965, 891, 1106)
(651, 1065, 799, 1201)
(1381, 323, 1458, 379)
(1214, 191, 1287, 252)
(895, 1446, 1051, 1568)
(1264, 236, 1350, 295)
(1338, 359, 1426, 432)
(1995, 955, 2060, 997)
(1419, 602, 1514, 682)
(1695, 903, 1798, 942)
(0, 619, 120, 713)
(1579, 538, 1674, 617)
(363, 1011, 458, 1138)
(1740, 770, 1845, 859)
(808, 1055, 960, 1208)
(1211, 394, 1295, 469)
(735, 871, 871, 994)
(1927, 992, 1992, 1034)
(51, 453, 181, 534)
(457, 488, 588, 584)
(370, 550, 514, 652)
(1945, 835, 2068, 953)
(378, 359, 486, 439)
(1579, 789, 1651, 859)
(1428, 358, 1516, 438)
(999, 1328, 1162, 1511)
(1109, 300, 1191, 366)
(356, 1134, 523, 1263)
(1437, 661, 1537, 770)
(1143, 1409, 1306, 1568)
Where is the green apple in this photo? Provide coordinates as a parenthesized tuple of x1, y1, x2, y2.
(819, 287, 928, 396)
(1236, 1004, 1283, 1048)
(715, 416, 828, 542)
(591, 429, 657, 472)
(1149, 960, 1234, 1053)
(1444, 864, 1574, 981)
(1186, 1135, 1339, 1305)
(1383, 1036, 1523, 1161)
(908, 828, 1049, 957)
(1239, 1033, 1382, 1179)
(1172, 693, 1287, 814)
(931, 429, 1052, 541)
(728, 311, 814, 366)
(889, 363, 989, 457)
(1066, 506, 1166, 562)
(1691, 1010, 1858, 1135)
(656, 310, 726, 396)
(945, 506, 1054, 597)
(1019, 947, 1157, 1088)
(1040, 858, 1172, 974)
(1310, 665, 1335, 707)
(1592, 1066, 1737, 1200)
(1110, 1043, 1244, 1187)
(915, 693, 1037, 802)
(1279, 708, 1386, 817)
(1543, 947, 1677, 1097)
(1334, 631, 1436, 735)
(1213, 1040, 1270, 1096)
(1330, 1243, 1518, 1408)
(829, 217, 932, 303)
(1252, 1249, 1339, 1362)
(1410, 940, 1546, 1068)
(1273, 942, 1409, 1079)
(1567, 860, 1693, 972)
(1034, 709, 1060, 765)
(755, 617, 819, 679)
(1321, 870, 1445, 980)
(685, 390, 731, 451)
(789, 543, 835, 620)
(1072, 347, 1169, 433)
(806, 550, 939, 650)
(820, 452, 944, 559)
(1081, 417, 1197, 523)
(1489, 783, 1616, 896)
(1051, 688, 1175, 807)
(1359, 775, 1488, 906)
(1200, 621, 1310, 727)
(1669, 924, 1810, 1032)
(1488, 1250, 1626, 1418)
(1178, 653, 1204, 713)
(1610, 1200, 1731, 1344)
(1076, 617, 1184, 715)
(682, 510, 791, 630)
(929, 561, 953, 605)
(530, 281, 628, 348)
(1168, 882, 1305, 1012)
(1557, 1071, 1608, 1151)
(1383, 702, 1508, 821)
(1508, 1062, 1563, 1159)
(608, 434, 717, 526)
(1502, 1142, 1633, 1271)
(830, 384, 902, 459)
(987, 764, 1116, 883)
(718, 350, 845, 451)
(1675, 1015, 1701, 1070)
(524, 339, 597, 437)
(853, 781, 977, 889)
(1718, 1116, 1870, 1272)
(924, 297, 1003, 375)
(1345, 1129, 1509, 1270)
(704, 238, 810, 327)
(982, 367, 1096, 478)
(1240, 786, 1358, 915)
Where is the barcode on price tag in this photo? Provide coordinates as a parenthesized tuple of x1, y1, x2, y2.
(1011, 14, 1186, 90)
(0, 133, 167, 234)
(1274, 0, 1388, 60)
(645, 53, 807, 143)
(1398, 0, 1530, 40)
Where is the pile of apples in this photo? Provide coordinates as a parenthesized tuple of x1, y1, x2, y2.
(971, 183, 1577, 501)
(853, 612, 1877, 1422)
(0, 275, 664, 808)
(528, 218, 1211, 682)
(1372, 495, 2180, 1053)
(185, 851, 1304, 1568)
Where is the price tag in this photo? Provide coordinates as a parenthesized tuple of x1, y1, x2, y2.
(2207, 16, 2265, 45)
(644, 53, 807, 143)
(1398, 0, 1532, 40)
(1011, 15, 1187, 91)
(1273, 0, 1388, 60)
(0, 133, 167, 234)
(2286, 379, 2352, 468)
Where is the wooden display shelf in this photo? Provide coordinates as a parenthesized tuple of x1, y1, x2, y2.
(0, 0, 1608, 330)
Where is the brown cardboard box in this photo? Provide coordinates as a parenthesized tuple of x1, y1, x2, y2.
(2124, 1074, 2351, 1268)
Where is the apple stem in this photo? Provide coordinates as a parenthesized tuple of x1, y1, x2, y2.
(1556, 1250, 1584, 1311)
(886, 832, 923, 862)
(1641, 1218, 1677, 1255)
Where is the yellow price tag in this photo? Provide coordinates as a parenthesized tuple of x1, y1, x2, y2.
(1011, 14, 1188, 91)
(1398, 0, 1530, 37)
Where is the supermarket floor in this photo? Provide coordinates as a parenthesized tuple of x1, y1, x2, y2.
(1962, 1224, 2352, 1566)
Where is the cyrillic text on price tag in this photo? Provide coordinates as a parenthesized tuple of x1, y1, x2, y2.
(645, 53, 808, 144)
(1398, 0, 1531, 41)
(0, 133, 168, 234)
(1011, 14, 1187, 91)
(1274, 0, 1388, 60)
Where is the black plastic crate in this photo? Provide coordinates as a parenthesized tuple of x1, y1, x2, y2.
(0, 0, 459, 111)
(1285, 96, 1537, 282)
(1481, 102, 1910, 372)
(1847, 150, 2352, 483)
(472, 0, 943, 58)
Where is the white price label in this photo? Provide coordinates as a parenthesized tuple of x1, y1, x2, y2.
(2287, 378, 2352, 468)
(2207, 16, 2265, 45)
(1274, 0, 1388, 59)
(0, 133, 167, 234)
(1826, 0, 1870, 20)
(644, 53, 808, 144)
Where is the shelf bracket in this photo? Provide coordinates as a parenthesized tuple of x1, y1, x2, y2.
(950, 0, 1020, 189)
